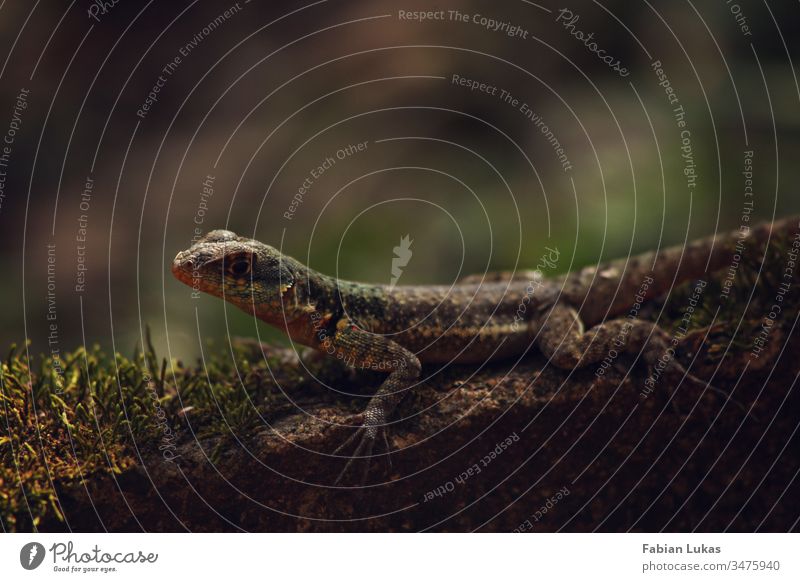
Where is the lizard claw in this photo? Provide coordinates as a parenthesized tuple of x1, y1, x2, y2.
(680, 367, 753, 417)
(671, 327, 754, 417)
(648, 351, 750, 418)
(332, 424, 393, 487)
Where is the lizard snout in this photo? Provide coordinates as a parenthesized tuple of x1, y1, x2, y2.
(172, 250, 194, 281)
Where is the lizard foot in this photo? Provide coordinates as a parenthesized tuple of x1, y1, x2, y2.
(643, 343, 749, 417)
(332, 423, 392, 487)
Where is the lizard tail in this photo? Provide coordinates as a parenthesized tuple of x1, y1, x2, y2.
(559, 215, 800, 326)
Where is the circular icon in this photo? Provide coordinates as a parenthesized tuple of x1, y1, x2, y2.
(19, 542, 46, 570)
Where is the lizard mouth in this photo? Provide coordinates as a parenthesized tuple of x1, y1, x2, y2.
(171, 250, 219, 292)
(171, 250, 194, 285)
(171, 254, 228, 299)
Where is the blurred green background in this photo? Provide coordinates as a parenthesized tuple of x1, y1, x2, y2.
(0, 0, 798, 360)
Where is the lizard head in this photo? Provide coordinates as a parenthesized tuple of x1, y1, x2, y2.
(171, 230, 298, 318)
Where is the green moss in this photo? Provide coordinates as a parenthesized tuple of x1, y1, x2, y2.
(657, 232, 799, 362)
(0, 332, 311, 531)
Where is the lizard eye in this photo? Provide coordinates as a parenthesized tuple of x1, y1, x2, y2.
(227, 255, 253, 278)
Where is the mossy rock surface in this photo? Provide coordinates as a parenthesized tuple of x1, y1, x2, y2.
(3, 236, 799, 532)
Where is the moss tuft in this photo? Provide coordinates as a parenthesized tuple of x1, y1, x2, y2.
(0, 335, 312, 531)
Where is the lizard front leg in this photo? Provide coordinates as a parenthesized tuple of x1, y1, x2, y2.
(326, 319, 421, 485)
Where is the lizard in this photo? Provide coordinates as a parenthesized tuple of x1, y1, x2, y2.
(172, 215, 799, 484)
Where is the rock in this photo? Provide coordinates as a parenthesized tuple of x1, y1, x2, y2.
(48, 336, 800, 532)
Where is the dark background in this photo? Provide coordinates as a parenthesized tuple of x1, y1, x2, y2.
(0, 0, 798, 360)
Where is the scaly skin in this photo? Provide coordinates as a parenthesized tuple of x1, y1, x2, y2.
(172, 216, 800, 484)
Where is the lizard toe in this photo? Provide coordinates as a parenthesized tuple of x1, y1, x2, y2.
(332, 424, 388, 488)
